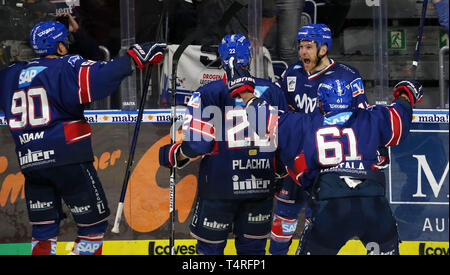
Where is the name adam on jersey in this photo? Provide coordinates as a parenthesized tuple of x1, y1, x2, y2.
(19, 131, 44, 145)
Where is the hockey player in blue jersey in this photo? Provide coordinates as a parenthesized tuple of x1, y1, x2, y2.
(269, 23, 391, 254)
(227, 58, 423, 254)
(159, 34, 288, 255)
(0, 21, 166, 255)
(278, 24, 369, 113)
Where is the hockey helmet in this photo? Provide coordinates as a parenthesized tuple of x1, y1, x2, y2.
(297, 24, 332, 52)
(218, 34, 251, 68)
(317, 78, 352, 112)
(30, 21, 69, 56)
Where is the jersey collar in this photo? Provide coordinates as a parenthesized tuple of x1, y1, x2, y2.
(305, 59, 336, 80)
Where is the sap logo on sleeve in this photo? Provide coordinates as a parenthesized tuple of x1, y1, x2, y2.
(18, 66, 47, 88)
(187, 92, 201, 108)
(68, 55, 82, 67)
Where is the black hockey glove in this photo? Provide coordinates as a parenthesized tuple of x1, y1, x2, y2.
(159, 143, 190, 169)
(373, 145, 390, 170)
(393, 80, 423, 105)
(127, 42, 166, 70)
(225, 57, 255, 99)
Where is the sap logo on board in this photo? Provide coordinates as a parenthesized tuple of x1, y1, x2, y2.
(77, 240, 102, 255)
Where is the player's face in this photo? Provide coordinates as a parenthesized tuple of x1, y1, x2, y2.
(298, 40, 319, 72)
(56, 42, 69, 56)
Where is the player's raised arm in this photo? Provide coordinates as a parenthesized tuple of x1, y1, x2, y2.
(378, 80, 423, 147)
(61, 42, 166, 105)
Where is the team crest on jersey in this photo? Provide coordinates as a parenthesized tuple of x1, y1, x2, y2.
(68, 55, 82, 67)
(18, 66, 47, 88)
(187, 92, 201, 108)
(351, 78, 365, 97)
(287, 77, 296, 92)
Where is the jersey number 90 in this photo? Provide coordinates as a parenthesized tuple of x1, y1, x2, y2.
(9, 87, 50, 129)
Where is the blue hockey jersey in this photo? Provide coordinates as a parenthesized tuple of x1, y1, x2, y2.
(180, 78, 288, 200)
(0, 55, 133, 171)
(247, 98, 413, 198)
(277, 59, 369, 113)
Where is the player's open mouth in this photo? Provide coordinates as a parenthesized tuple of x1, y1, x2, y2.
(302, 58, 311, 65)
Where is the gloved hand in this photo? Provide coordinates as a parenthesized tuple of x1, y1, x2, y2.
(393, 80, 423, 105)
(159, 143, 190, 169)
(127, 42, 166, 69)
(225, 57, 255, 99)
(373, 145, 390, 170)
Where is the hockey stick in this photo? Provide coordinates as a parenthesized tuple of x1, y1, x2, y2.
(111, 64, 153, 234)
(167, 1, 246, 254)
(411, 0, 428, 78)
(168, 31, 193, 256)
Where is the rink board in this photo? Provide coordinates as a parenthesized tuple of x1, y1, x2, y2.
(0, 239, 448, 255)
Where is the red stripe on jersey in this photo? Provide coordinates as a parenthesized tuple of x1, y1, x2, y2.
(266, 111, 279, 136)
(78, 66, 92, 104)
(64, 120, 92, 144)
(190, 118, 215, 139)
(385, 107, 403, 146)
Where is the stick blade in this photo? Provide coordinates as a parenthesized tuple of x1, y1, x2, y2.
(111, 202, 124, 234)
(111, 224, 120, 234)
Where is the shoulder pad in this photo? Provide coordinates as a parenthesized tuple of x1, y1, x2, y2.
(66, 55, 83, 67)
(336, 62, 358, 75)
